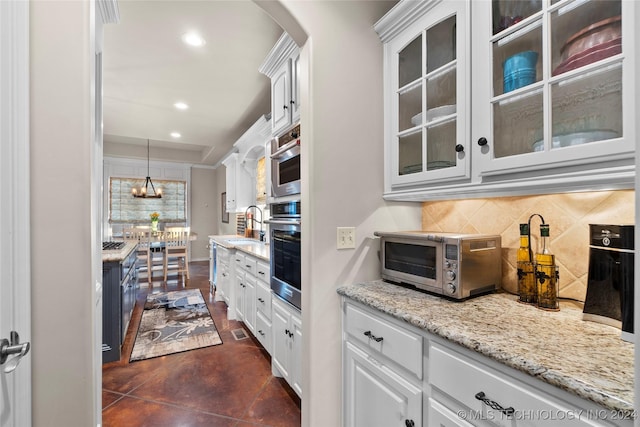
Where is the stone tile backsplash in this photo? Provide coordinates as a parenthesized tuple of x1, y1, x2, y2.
(422, 190, 635, 302)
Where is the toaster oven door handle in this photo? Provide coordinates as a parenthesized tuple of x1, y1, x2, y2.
(270, 139, 300, 159)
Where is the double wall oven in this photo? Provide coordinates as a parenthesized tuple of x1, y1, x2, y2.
(266, 200, 301, 310)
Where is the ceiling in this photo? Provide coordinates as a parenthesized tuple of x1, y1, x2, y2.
(102, 1, 285, 166)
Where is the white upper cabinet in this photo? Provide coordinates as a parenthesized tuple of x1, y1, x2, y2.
(222, 115, 271, 213)
(376, 0, 636, 201)
(376, 1, 471, 193)
(259, 33, 300, 136)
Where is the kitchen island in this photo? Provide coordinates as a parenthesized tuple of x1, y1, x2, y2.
(337, 280, 634, 423)
(102, 241, 138, 363)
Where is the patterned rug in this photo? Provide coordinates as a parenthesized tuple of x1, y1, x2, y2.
(129, 289, 222, 362)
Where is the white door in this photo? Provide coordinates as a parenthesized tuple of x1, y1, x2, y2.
(0, 1, 32, 426)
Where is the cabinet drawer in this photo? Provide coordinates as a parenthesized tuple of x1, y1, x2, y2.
(233, 252, 245, 268)
(256, 280, 272, 320)
(430, 343, 607, 427)
(242, 256, 257, 275)
(255, 311, 272, 354)
(345, 302, 422, 379)
(256, 260, 270, 284)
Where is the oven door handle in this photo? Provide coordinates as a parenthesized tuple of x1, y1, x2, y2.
(270, 139, 300, 159)
(264, 219, 301, 226)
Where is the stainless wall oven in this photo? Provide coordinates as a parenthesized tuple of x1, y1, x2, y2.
(266, 200, 301, 309)
(271, 123, 300, 199)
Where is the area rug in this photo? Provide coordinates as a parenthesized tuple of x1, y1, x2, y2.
(129, 289, 222, 362)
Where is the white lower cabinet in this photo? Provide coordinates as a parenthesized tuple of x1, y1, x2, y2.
(343, 301, 423, 427)
(342, 299, 629, 427)
(272, 295, 302, 397)
(428, 398, 474, 427)
(344, 341, 422, 427)
(214, 246, 233, 315)
(235, 273, 256, 334)
(255, 260, 272, 353)
(429, 342, 623, 427)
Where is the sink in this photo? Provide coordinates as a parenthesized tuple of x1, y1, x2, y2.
(225, 238, 261, 245)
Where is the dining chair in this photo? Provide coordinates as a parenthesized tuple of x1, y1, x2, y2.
(163, 229, 190, 282)
(123, 227, 152, 283)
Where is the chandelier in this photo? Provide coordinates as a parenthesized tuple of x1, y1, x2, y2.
(132, 139, 162, 198)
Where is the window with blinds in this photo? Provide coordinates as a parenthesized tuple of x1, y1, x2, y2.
(109, 177, 187, 223)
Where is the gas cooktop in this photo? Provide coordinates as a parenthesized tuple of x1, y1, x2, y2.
(102, 241, 126, 251)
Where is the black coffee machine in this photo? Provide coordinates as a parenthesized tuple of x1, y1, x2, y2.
(583, 224, 634, 342)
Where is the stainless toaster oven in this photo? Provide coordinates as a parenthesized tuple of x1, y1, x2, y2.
(375, 231, 502, 300)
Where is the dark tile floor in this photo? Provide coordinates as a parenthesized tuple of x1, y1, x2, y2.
(102, 261, 301, 427)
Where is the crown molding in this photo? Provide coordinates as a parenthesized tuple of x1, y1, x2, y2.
(374, 0, 441, 43)
(258, 32, 297, 78)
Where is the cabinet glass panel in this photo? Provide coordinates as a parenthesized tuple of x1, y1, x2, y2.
(492, 0, 542, 35)
(399, 130, 423, 175)
(493, 21, 542, 97)
(493, 88, 543, 157)
(550, 63, 622, 151)
(426, 16, 456, 73)
(550, 1, 621, 78)
(426, 119, 456, 170)
(426, 66, 456, 115)
(399, 35, 422, 87)
(399, 83, 422, 132)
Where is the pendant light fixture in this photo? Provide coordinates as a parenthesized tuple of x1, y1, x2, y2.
(132, 139, 162, 198)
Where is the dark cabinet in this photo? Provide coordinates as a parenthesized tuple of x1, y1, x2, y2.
(102, 247, 137, 363)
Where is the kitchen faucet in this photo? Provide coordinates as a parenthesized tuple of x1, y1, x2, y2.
(245, 205, 264, 241)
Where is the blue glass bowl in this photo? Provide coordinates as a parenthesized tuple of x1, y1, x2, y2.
(503, 51, 538, 93)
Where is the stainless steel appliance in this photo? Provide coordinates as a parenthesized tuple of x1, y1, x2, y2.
(583, 224, 634, 342)
(266, 200, 301, 309)
(374, 231, 502, 299)
(270, 123, 300, 199)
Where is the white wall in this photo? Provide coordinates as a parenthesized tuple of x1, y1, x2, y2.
(215, 165, 238, 235)
(190, 166, 217, 260)
(30, 0, 97, 425)
(267, 2, 422, 426)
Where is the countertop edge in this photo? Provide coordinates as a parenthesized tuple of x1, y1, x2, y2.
(209, 235, 270, 262)
(337, 282, 634, 414)
(102, 242, 137, 263)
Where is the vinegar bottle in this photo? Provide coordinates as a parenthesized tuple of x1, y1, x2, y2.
(517, 223, 536, 304)
(536, 224, 559, 311)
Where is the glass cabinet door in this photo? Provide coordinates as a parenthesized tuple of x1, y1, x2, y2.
(391, 2, 469, 187)
(476, 0, 631, 176)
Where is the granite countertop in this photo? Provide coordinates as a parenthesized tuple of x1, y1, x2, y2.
(337, 280, 634, 413)
(102, 241, 137, 263)
(209, 235, 270, 261)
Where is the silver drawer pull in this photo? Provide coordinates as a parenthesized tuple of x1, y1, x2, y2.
(475, 391, 514, 417)
(363, 330, 383, 342)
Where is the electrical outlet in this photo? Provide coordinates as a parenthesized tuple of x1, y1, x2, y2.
(337, 227, 356, 250)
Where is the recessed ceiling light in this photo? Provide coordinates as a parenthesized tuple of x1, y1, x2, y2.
(171, 132, 181, 138)
(174, 102, 189, 110)
(181, 32, 205, 47)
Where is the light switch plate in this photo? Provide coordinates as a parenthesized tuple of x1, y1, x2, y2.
(337, 227, 356, 250)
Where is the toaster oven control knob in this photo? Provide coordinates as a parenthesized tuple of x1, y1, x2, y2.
(447, 283, 457, 294)
(446, 270, 456, 281)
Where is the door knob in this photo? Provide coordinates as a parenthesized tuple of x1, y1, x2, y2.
(477, 137, 488, 146)
(1, 331, 31, 373)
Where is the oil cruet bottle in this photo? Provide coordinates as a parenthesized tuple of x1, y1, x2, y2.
(535, 224, 559, 311)
(517, 223, 536, 304)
